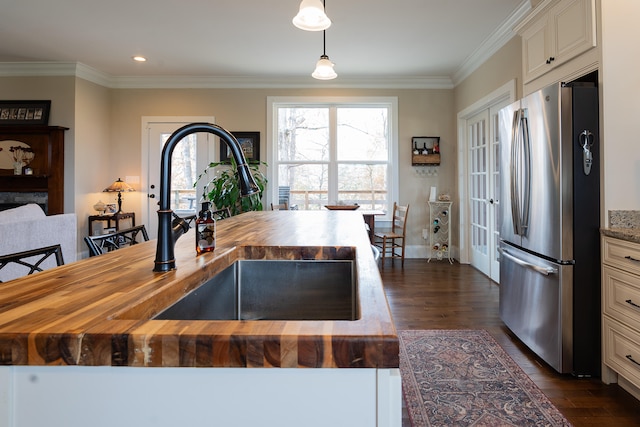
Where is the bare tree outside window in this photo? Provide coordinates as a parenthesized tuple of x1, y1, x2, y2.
(276, 105, 390, 210)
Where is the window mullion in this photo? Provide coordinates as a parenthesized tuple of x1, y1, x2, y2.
(328, 106, 339, 203)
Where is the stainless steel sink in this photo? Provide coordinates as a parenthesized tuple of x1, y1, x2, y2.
(154, 259, 358, 321)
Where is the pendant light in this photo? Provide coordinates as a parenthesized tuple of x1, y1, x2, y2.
(312, 30, 337, 80)
(292, 0, 331, 31)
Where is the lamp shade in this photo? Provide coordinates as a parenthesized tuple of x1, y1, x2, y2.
(104, 178, 134, 213)
(312, 55, 337, 80)
(104, 178, 134, 193)
(292, 0, 331, 31)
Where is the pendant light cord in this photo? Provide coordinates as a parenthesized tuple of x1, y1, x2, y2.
(322, 0, 327, 57)
(323, 30, 326, 56)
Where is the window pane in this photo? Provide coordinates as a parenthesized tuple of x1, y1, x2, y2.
(337, 108, 388, 161)
(337, 164, 387, 210)
(277, 107, 329, 161)
(279, 164, 328, 210)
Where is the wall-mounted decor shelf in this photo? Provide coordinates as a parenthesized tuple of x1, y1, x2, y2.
(411, 136, 440, 165)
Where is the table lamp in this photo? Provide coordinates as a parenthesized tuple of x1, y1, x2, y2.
(104, 178, 134, 213)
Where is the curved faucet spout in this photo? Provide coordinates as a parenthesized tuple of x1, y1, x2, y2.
(153, 123, 260, 272)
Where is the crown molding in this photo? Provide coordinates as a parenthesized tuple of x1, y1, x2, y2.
(0, 61, 453, 89)
(452, 0, 531, 86)
(109, 75, 454, 89)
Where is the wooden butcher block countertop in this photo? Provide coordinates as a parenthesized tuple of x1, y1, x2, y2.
(0, 211, 398, 369)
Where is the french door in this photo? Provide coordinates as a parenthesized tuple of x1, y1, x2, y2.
(467, 101, 507, 282)
(142, 117, 215, 239)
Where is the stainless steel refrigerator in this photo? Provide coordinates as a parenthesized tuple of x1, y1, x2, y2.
(498, 81, 600, 376)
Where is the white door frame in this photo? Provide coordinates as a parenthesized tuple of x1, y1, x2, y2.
(457, 80, 515, 265)
(141, 116, 215, 239)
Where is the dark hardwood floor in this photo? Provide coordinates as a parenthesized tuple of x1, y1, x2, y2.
(379, 259, 640, 427)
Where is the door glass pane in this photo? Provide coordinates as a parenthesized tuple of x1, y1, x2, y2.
(163, 133, 198, 213)
(470, 118, 488, 256)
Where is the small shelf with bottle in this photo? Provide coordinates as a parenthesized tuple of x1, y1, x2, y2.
(428, 201, 453, 264)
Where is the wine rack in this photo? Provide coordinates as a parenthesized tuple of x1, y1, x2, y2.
(428, 201, 453, 263)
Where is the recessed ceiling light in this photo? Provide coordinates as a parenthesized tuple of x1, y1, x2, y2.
(132, 56, 147, 62)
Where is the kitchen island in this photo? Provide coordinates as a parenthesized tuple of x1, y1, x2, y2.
(0, 210, 400, 426)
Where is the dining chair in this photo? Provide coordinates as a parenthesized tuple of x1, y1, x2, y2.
(270, 202, 289, 211)
(211, 207, 231, 220)
(84, 225, 149, 257)
(0, 244, 65, 282)
(373, 202, 410, 268)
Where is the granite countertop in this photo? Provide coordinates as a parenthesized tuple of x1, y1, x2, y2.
(601, 209, 640, 244)
(0, 211, 398, 369)
(601, 227, 640, 244)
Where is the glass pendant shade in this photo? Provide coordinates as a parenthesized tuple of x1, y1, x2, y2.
(312, 55, 337, 80)
(292, 0, 331, 31)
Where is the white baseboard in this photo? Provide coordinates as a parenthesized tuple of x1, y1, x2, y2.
(405, 245, 456, 261)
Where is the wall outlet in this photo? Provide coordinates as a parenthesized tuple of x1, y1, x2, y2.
(422, 228, 429, 239)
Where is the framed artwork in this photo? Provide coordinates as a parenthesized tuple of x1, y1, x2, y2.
(0, 100, 51, 125)
(220, 131, 260, 163)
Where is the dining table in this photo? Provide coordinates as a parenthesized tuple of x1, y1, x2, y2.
(360, 209, 385, 242)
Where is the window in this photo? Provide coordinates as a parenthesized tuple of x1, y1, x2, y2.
(268, 97, 398, 216)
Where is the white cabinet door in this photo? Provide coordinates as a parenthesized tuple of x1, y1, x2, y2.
(550, 0, 596, 64)
(520, 0, 596, 83)
(521, 14, 551, 83)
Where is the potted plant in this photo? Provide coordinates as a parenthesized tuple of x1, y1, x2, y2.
(196, 159, 267, 216)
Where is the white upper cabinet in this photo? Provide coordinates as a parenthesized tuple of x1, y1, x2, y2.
(517, 0, 596, 83)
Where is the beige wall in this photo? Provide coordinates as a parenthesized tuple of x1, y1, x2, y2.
(109, 87, 455, 256)
(454, 36, 523, 114)
(0, 78, 458, 257)
(74, 78, 111, 245)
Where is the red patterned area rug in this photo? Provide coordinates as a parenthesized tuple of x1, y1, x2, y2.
(399, 330, 572, 427)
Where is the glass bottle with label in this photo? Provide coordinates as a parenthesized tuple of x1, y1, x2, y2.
(196, 201, 216, 254)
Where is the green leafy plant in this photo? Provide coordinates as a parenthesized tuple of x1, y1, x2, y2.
(196, 159, 267, 216)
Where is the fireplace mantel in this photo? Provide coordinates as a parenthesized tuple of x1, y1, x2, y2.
(0, 125, 68, 214)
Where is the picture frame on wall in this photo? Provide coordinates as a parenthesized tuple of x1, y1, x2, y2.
(0, 100, 51, 125)
(220, 131, 260, 163)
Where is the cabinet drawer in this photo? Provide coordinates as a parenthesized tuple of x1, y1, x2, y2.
(603, 317, 640, 390)
(603, 266, 640, 331)
(603, 236, 640, 276)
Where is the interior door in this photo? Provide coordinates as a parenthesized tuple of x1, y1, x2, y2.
(142, 117, 215, 240)
(467, 100, 508, 283)
(468, 110, 492, 278)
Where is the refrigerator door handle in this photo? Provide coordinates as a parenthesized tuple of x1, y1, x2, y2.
(509, 108, 531, 237)
(510, 109, 522, 235)
(498, 247, 558, 276)
(520, 111, 531, 235)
